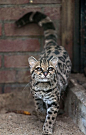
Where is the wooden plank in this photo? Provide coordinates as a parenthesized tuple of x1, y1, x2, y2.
(61, 0, 74, 62)
(73, 0, 80, 72)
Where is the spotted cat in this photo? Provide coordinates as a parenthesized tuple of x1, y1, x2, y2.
(15, 11, 71, 135)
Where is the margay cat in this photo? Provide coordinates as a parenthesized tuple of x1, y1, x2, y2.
(15, 11, 71, 135)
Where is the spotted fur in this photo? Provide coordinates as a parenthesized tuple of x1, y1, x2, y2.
(15, 11, 71, 135)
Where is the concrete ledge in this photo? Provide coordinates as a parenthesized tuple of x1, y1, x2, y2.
(65, 78, 86, 135)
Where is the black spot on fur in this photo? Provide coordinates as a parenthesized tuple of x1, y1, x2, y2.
(33, 12, 47, 23)
(54, 50, 59, 55)
(49, 102, 57, 107)
(48, 55, 53, 60)
(58, 62, 63, 72)
(48, 111, 52, 114)
(36, 102, 39, 105)
(59, 56, 65, 62)
(48, 104, 52, 108)
(49, 121, 52, 124)
(57, 106, 59, 109)
(45, 34, 57, 42)
(52, 117, 55, 120)
(47, 50, 51, 54)
(46, 89, 53, 93)
(54, 111, 57, 114)
(46, 46, 51, 50)
(47, 116, 50, 119)
(63, 51, 68, 59)
(42, 22, 55, 31)
(46, 41, 57, 46)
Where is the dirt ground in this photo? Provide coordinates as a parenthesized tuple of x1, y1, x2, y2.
(0, 73, 85, 135)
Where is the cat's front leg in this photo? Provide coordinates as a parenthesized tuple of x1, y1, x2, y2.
(34, 97, 46, 121)
(43, 103, 59, 135)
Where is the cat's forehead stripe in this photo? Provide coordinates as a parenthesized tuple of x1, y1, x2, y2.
(40, 58, 49, 66)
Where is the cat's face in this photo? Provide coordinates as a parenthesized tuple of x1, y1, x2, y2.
(28, 56, 58, 82)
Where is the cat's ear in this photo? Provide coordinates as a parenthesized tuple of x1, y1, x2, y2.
(50, 57, 58, 68)
(28, 56, 37, 72)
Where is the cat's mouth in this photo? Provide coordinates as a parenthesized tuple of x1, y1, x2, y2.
(36, 76, 51, 82)
(37, 78, 50, 82)
(35, 81, 51, 86)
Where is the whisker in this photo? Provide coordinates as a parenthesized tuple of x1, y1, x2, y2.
(26, 75, 31, 79)
(22, 82, 30, 91)
(60, 96, 64, 101)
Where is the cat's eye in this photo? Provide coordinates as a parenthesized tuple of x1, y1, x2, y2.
(48, 67, 54, 71)
(36, 67, 42, 71)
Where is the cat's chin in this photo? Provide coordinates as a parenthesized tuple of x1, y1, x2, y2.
(37, 79, 50, 82)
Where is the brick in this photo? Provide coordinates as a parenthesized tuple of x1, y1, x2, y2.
(4, 87, 14, 93)
(0, 70, 16, 83)
(4, 87, 18, 93)
(0, 7, 41, 20)
(0, 24, 2, 36)
(0, 87, 2, 94)
(0, 0, 61, 4)
(0, 6, 61, 21)
(0, 39, 40, 52)
(0, 56, 1, 67)
(4, 87, 12, 93)
(4, 55, 29, 68)
(4, 85, 29, 93)
(33, 0, 61, 3)
(0, 0, 29, 4)
(44, 7, 61, 20)
(4, 23, 43, 36)
(16, 70, 30, 83)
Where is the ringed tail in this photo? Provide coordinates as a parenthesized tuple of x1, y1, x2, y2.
(15, 11, 57, 47)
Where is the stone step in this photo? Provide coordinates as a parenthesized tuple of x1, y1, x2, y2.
(65, 76, 86, 135)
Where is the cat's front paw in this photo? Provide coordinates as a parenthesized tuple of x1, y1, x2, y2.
(42, 127, 53, 135)
(42, 132, 52, 135)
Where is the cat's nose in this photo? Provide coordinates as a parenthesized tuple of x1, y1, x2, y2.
(44, 72, 48, 77)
